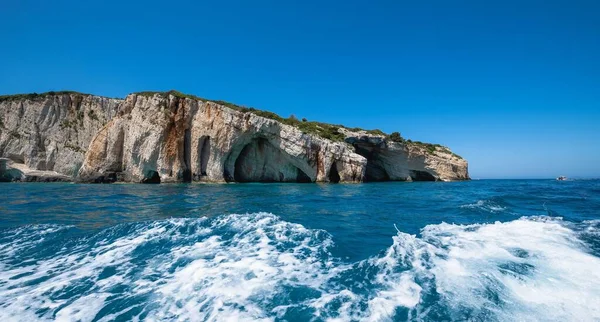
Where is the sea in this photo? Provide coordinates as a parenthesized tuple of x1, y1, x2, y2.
(1, 179, 599, 321)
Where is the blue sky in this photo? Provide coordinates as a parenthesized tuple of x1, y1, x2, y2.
(1, 0, 599, 178)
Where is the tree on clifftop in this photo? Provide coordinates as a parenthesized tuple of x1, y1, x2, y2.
(388, 131, 403, 142)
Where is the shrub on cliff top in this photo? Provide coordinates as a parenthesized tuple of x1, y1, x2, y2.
(0, 91, 90, 102)
(365, 129, 385, 136)
(405, 140, 463, 159)
(388, 131, 403, 142)
(409, 141, 438, 154)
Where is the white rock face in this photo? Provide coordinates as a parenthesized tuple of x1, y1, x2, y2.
(78, 94, 367, 183)
(78, 93, 468, 183)
(0, 92, 469, 183)
(0, 94, 122, 177)
(347, 135, 470, 182)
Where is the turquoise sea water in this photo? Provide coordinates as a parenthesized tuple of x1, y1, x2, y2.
(1, 180, 599, 321)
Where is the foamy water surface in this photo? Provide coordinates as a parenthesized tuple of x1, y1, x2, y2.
(1, 180, 599, 321)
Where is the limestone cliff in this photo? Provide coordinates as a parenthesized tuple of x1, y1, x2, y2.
(0, 92, 122, 181)
(78, 93, 366, 183)
(0, 91, 469, 183)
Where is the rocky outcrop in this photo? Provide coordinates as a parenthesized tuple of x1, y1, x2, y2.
(0, 91, 469, 183)
(0, 93, 122, 179)
(78, 93, 367, 183)
(0, 158, 71, 182)
(78, 93, 468, 183)
(346, 135, 469, 182)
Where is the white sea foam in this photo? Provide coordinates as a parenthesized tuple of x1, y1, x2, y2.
(415, 217, 600, 321)
(582, 219, 600, 236)
(305, 217, 600, 321)
(460, 199, 507, 212)
(138, 213, 340, 321)
(0, 214, 599, 321)
(0, 224, 72, 260)
(0, 220, 182, 320)
(0, 214, 340, 321)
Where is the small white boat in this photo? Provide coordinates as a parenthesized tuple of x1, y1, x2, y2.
(556, 176, 567, 181)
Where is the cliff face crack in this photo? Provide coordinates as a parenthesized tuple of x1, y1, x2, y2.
(233, 138, 311, 183)
(196, 135, 210, 178)
(182, 129, 192, 182)
(111, 129, 125, 172)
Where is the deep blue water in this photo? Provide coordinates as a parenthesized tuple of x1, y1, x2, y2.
(1, 180, 599, 321)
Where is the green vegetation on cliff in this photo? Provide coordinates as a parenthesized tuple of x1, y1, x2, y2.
(0, 91, 92, 102)
(388, 131, 403, 142)
(136, 90, 352, 142)
(406, 140, 463, 159)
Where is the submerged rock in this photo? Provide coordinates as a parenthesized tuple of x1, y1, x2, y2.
(1, 91, 469, 183)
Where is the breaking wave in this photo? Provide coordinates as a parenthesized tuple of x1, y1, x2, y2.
(1, 213, 599, 321)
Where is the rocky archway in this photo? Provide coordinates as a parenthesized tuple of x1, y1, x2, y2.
(232, 138, 312, 183)
(364, 160, 390, 182)
(353, 144, 390, 182)
(328, 161, 341, 183)
(409, 170, 437, 181)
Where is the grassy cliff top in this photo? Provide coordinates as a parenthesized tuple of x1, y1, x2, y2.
(135, 90, 389, 142)
(0, 91, 122, 102)
(138, 90, 464, 159)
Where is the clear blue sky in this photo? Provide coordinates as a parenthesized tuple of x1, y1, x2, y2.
(1, 0, 599, 179)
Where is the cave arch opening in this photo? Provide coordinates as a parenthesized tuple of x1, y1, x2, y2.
(142, 170, 161, 184)
(197, 135, 210, 177)
(409, 170, 437, 181)
(232, 138, 312, 183)
(296, 169, 312, 183)
(364, 161, 390, 182)
(328, 162, 341, 183)
(352, 144, 390, 182)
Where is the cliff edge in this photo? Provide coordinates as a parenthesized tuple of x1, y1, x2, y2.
(0, 91, 469, 183)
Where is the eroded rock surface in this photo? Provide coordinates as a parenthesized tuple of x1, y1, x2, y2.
(78, 94, 367, 183)
(346, 135, 469, 182)
(1, 92, 469, 183)
(0, 93, 122, 178)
